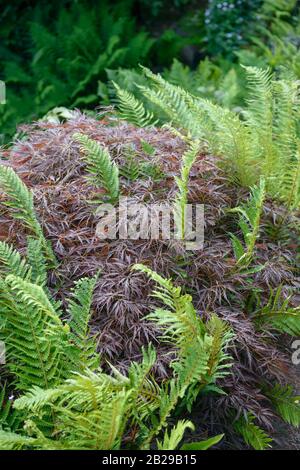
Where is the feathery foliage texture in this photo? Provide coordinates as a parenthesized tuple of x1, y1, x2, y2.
(0, 113, 299, 450)
(113, 82, 157, 128)
(121, 65, 300, 208)
(173, 141, 201, 242)
(234, 413, 273, 450)
(254, 286, 300, 336)
(0, 257, 231, 449)
(267, 384, 300, 427)
(229, 179, 266, 267)
(73, 133, 119, 204)
(0, 165, 56, 265)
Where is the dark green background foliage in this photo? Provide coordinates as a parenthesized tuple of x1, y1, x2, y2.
(0, 0, 299, 140)
(203, 0, 263, 57)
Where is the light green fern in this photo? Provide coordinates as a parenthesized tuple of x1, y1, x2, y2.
(229, 179, 266, 267)
(254, 286, 300, 335)
(113, 82, 157, 128)
(73, 133, 119, 204)
(0, 165, 56, 265)
(173, 141, 200, 241)
(67, 274, 100, 371)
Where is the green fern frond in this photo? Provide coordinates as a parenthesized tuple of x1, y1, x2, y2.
(13, 370, 131, 450)
(113, 82, 157, 127)
(173, 141, 200, 241)
(26, 237, 48, 286)
(157, 419, 194, 450)
(0, 429, 38, 450)
(229, 178, 266, 267)
(267, 384, 300, 427)
(181, 433, 224, 450)
(0, 383, 23, 433)
(132, 263, 204, 353)
(254, 286, 300, 335)
(73, 133, 119, 204)
(234, 413, 272, 450)
(206, 314, 234, 380)
(279, 144, 300, 211)
(0, 241, 31, 280)
(6, 275, 62, 325)
(1, 275, 66, 390)
(0, 165, 56, 266)
(243, 65, 273, 132)
(139, 66, 203, 138)
(119, 144, 141, 181)
(67, 274, 99, 371)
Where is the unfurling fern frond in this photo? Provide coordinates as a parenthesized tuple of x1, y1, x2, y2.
(73, 133, 119, 204)
(0, 165, 56, 265)
(266, 384, 300, 427)
(229, 178, 266, 267)
(67, 274, 99, 371)
(254, 286, 300, 335)
(113, 82, 157, 128)
(173, 141, 200, 242)
(234, 413, 272, 450)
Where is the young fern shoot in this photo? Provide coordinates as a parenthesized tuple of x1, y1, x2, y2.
(73, 133, 119, 204)
(173, 140, 201, 242)
(229, 179, 266, 267)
